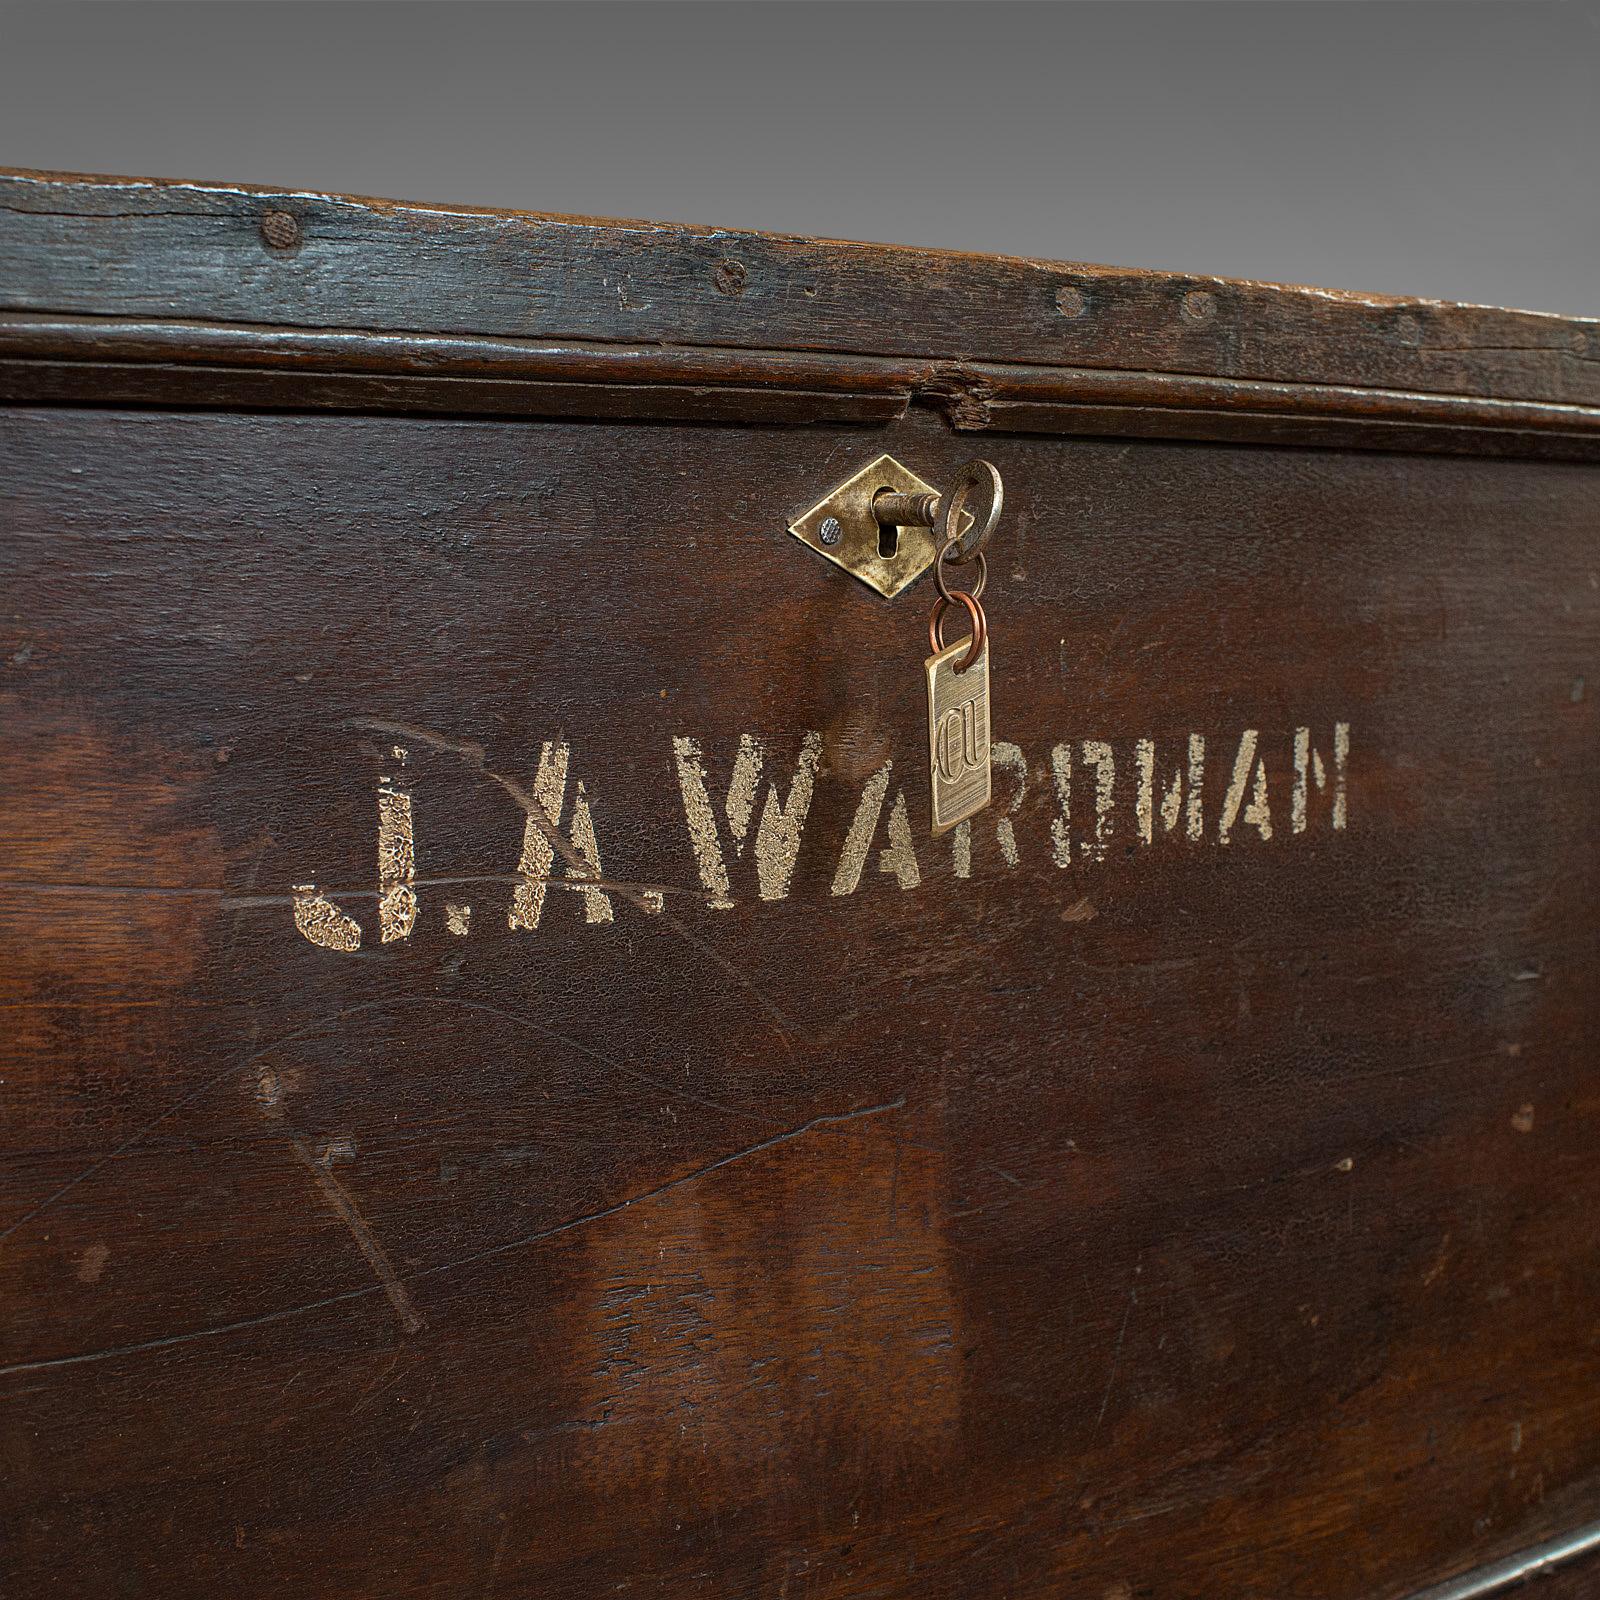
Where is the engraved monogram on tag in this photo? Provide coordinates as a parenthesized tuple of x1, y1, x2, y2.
(925, 638, 992, 834)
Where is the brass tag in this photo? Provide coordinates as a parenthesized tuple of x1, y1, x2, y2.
(925, 637, 992, 834)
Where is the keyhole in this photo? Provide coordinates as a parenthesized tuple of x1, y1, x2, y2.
(873, 488, 899, 559)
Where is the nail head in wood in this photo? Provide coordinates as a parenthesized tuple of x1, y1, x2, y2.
(259, 211, 302, 251)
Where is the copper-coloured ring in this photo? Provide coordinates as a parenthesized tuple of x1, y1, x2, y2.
(934, 543, 987, 604)
(928, 590, 987, 674)
(935, 459, 1003, 565)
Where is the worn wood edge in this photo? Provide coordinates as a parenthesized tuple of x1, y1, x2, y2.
(0, 162, 1576, 322)
(0, 360, 905, 428)
(4, 314, 1600, 459)
(973, 403, 1600, 461)
(0, 313, 920, 393)
(1402, 1520, 1600, 1599)
(3, 167, 1597, 410)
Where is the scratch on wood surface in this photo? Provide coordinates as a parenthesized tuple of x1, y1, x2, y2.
(416, 1096, 908, 1280)
(1094, 1256, 1143, 1434)
(349, 1348, 406, 1418)
(347, 716, 798, 1050)
(404, 991, 771, 1128)
(0, 879, 226, 899)
(0, 821, 278, 1260)
(482, 1518, 510, 1599)
(0, 985, 776, 1261)
(1422, 1232, 1453, 1288)
(0, 1096, 906, 1380)
(255, 1073, 422, 1334)
(0, 1011, 350, 1253)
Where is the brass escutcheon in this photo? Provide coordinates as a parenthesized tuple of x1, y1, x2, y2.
(788, 454, 975, 599)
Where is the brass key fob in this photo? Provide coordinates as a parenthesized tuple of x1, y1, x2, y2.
(923, 460, 1000, 835)
(926, 601, 992, 835)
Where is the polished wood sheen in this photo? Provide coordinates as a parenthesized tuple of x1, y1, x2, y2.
(0, 170, 1597, 1600)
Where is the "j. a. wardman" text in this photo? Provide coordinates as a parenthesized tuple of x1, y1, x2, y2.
(290, 722, 1350, 951)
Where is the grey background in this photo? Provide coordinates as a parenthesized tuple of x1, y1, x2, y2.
(3, 0, 1597, 317)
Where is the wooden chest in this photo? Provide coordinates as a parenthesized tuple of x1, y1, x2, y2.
(1, 169, 1597, 1600)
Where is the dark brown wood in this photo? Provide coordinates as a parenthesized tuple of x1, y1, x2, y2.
(3, 168, 1597, 408)
(1521, 1559, 1600, 1600)
(1, 171, 1597, 1600)
(5, 311, 1600, 458)
(5, 165, 1600, 464)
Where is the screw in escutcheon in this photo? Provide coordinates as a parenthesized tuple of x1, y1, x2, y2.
(818, 517, 843, 546)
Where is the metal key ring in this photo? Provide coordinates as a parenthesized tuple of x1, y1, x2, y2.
(934, 542, 987, 604)
(935, 459, 1003, 566)
(928, 589, 987, 674)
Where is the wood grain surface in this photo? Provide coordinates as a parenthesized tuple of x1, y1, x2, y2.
(2, 394, 1596, 1598)
(4, 167, 1600, 467)
(3, 167, 1597, 403)
(6, 311, 1600, 461)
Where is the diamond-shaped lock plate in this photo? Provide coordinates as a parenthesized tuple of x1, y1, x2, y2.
(788, 454, 966, 599)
